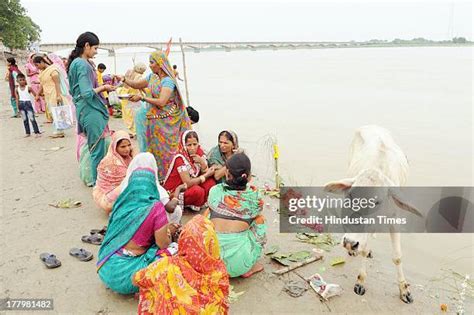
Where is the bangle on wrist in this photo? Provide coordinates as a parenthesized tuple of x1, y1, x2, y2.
(199, 175, 206, 184)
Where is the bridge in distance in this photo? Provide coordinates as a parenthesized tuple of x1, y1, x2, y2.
(39, 41, 369, 54)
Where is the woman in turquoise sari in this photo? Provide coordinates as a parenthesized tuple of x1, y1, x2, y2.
(207, 152, 267, 278)
(67, 32, 116, 185)
(208, 130, 240, 183)
(97, 152, 181, 295)
(117, 51, 191, 182)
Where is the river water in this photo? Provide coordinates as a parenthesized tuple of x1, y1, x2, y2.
(89, 46, 472, 186)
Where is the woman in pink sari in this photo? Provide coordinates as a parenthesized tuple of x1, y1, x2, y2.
(25, 53, 46, 114)
(93, 130, 136, 214)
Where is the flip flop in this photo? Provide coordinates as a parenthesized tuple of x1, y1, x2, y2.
(81, 233, 103, 245)
(40, 253, 62, 269)
(90, 226, 107, 236)
(69, 248, 93, 261)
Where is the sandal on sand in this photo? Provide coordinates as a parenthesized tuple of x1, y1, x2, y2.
(40, 253, 62, 269)
(241, 263, 264, 278)
(69, 248, 93, 261)
(81, 233, 103, 245)
(90, 226, 107, 236)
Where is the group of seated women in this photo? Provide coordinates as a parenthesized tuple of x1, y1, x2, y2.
(92, 128, 267, 311)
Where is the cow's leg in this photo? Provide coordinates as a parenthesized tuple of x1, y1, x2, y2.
(353, 243, 372, 295)
(390, 231, 413, 304)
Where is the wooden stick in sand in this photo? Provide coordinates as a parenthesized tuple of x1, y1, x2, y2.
(179, 38, 191, 106)
(272, 254, 323, 275)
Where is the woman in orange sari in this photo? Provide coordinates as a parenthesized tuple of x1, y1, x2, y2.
(134, 215, 229, 315)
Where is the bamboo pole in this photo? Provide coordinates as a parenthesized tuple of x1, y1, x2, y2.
(272, 254, 323, 275)
(179, 38, 191, 106)
(273, 143, 280, 189)
(113, 49, 117, 74)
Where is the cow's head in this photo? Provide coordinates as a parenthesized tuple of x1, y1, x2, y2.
(324, 168, 422, 256)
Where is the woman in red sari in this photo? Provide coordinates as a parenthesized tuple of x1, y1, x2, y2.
(163, 130, 216, 211)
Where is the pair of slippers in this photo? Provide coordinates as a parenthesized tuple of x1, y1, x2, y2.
(40, 248, 93, 269)
(81, 226, 107, 245)
(40, 226, 106, 268)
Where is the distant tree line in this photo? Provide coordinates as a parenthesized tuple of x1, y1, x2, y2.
(366, 37, 470, 45)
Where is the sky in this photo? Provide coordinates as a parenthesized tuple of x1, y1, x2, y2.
(22, 0, 472, 44)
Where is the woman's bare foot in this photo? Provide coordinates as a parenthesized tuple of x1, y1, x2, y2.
(241, 263, 264, 278)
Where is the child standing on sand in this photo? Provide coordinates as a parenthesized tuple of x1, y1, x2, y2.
(15, 74, 42, 137)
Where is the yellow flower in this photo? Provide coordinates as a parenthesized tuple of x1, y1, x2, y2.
(167, 265, 197, 305)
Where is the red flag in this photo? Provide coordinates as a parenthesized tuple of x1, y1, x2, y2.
(165, 37, 173, 56)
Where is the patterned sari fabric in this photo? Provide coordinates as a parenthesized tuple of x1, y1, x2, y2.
(7, 64, 23, 115)
(80, 137, 111, 187)
(120, 63, 147, 135)
(134, 215, 230, 315)
(97, 154, 168, 294)
(163, 130, 206, 185)
(208, 183, 267, 277)
(38, 62, 73, 130)
(92, 131, 134, 211)
(25, 54, 46, 113)
(144, 51, 191, 181)
(163, 130, 215, 209)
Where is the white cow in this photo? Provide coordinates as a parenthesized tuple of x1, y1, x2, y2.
(324, 125, 423, 304)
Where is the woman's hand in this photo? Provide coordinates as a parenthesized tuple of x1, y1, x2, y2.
(190, 154, 203, 164)
(56, 95, 63, 105)
(167, 223, 182, 242)
(102, 84, 116, 92)
(204, 167, 215, 178)
(129, 94, 142, 102)
(114, 75, 124, 83)
(173, 183, 187, 199)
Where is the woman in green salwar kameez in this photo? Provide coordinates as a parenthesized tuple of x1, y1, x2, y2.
(67, 32, 116, 185)
(207, 152, 267, 278)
